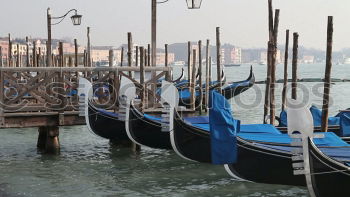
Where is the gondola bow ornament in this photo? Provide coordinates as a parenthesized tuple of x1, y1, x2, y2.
(287, 99, 323, 197)
(161, 81, 179, 132)
(78, 77, 93, 117)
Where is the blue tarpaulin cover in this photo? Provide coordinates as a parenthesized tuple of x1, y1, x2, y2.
(184, 116, 209, 124)
(239, 132, 349, 147)
(255, 143, 350, 163)
(97, 109, 119, 118)
(178, 88, 200, 99)
(191, 123, 282, 135)
(279, 106, 340, 127)
(336, 111, 350, 137)
(209, 91, 238, 165)
(309, 105, 340, 126)
(239, 124, 281, 134)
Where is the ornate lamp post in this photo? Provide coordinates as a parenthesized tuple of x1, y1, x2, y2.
(151, 0, 203, 68)
(149, 0, 202, 103)
(47, 8, 82, 67)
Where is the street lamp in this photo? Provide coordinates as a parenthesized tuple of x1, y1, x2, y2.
(70, 12, 82, 26)
(149, 0, 202, 103)
(47, 8, 82, 67)
(151, 0, 202, 68)
(186, 0, 203, 9)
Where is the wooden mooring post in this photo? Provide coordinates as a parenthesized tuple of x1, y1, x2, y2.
(264, 43, 271, 124)
(281, 30, 289, 111)
(321, 16, 334, 133)
(204, 39, 210, 112)
(263, 0, 273, 124)
(140, 47, 146, 110)
(16, 44, 20, 68)
(187, 41, 192, 82)
(0, 46, 2, 68)
(26, 37, 30, 67)
(74, 39, 78, 67)
(87, 27, 92, 68)
(198, 40, 203, 113)
(135, 46, 139, 67)
(165, 44, 170, 81)
(37, 126, 60, 154)
(127, 32, 133, 77)
(33, 41, 37, 68)
(291, 32, 299, 100)
(147, 44, 151, 67)
(190, 49, 197, 111)
(8, 34, 12, 67)
(216, 27, 222, 93)
(269, 9, 279, 125)
(120, 47, 124, 66)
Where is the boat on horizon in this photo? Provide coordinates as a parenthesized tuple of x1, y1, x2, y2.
(224, 63, 241, 67)
(259, 61, 267, 65)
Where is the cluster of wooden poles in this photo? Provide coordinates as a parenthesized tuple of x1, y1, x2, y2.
(1, 24, 226, 114)
(263, 0, 334, 133)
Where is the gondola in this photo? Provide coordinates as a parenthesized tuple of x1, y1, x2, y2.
(304, 138, 350, 197)
(79, 77, 129, 141)
(80, 70, 186, 141)
(157, 68, 185, 87)
(125, 102, 172, 149)
(222, 66, 255, 99)
(172, 110, 306, 185)
(177, 67, 255, 106)
(86, 101, 129, 141)
(125, 80, 211, 150)
(170, 91, 349, 186)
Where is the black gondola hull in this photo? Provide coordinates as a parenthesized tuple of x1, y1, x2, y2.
(127, 104, 172, 149)
(172, 113, 212, 162)
(308, 140, 350, 197)
(226, 139, 306, 186)
(178, 68, 255, 106)
(87, 102, 129, 141)
(172, 112, 306, 186)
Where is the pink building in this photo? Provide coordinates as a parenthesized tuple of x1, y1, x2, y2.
(0, 41, 9, 59)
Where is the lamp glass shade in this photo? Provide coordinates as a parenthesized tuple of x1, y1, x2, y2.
(71, 14, 82, 25)
(186, 0, 202, 9)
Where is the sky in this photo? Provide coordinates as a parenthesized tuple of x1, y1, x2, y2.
(1, 0, 350, 50)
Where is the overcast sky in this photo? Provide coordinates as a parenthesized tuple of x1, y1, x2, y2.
(1, 0, 350, 50)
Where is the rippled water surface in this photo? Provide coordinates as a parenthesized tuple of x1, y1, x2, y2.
(1, 63, 350, 197)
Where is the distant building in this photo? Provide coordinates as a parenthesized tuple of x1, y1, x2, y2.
(220, 48, 225, 64)
(241, 49, 263, 63)
(302, 55, 314, 64)
(52, 41, 84, 55)
(156, 52, 175, 65)
(0, 41, 9, 59)
(91, 48, 110, 62)
(276, 50, 281, 63)
(30, 40, 47, 56)
(230, 47, 242, 64)
(260, 51, 267, 63)
(260, 49, 281, 64)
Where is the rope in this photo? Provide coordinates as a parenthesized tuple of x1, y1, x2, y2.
(308, 151, 350, 176)
(238, 142, 292, 159)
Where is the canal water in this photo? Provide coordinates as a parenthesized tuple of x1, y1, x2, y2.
(1, 63, 350, 197)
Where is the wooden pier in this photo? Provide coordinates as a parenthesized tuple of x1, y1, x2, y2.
(0, 66, 171, 128)
(0, 65, 171, 153)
